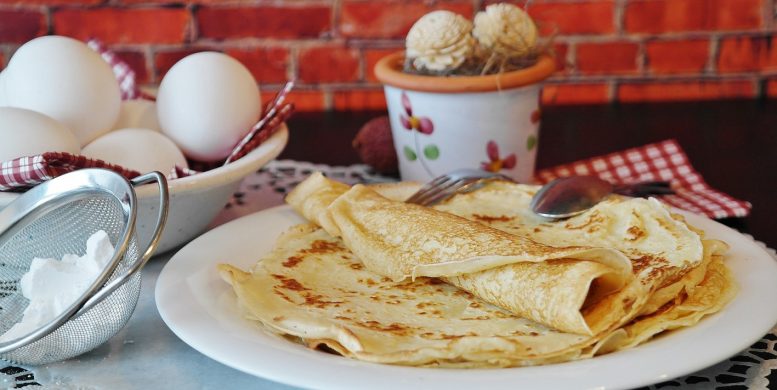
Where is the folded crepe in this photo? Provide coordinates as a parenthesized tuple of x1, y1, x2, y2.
(220, 173, 735, 367)
(286, 173, 651, 335)
(220, 224, 596, 367)
(430, 181, 712, 316)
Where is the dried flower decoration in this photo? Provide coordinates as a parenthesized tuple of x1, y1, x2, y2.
(403, 3, 552, 76)
(474, 3, 538, 58)
(405, 10, 476, 73)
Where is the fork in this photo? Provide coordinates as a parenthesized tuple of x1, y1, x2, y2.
(405, 169, 675, 207)
(405, 169, 512, 206)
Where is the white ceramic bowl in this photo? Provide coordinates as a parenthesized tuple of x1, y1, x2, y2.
(0, 125, 288, 254)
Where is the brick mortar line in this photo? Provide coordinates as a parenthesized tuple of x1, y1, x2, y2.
(184, 3, 196, 44)
(141, 39, 343, 49)
(130, 28, 777, 51)
(330, 0, 342, 40)
(278, 83, 385, 89)
(44, 4, 190, 11)
(613, 0, 626, 36)
(546, 76, 615, 83)
(337, 40, 404, 48)
(205, 0, 333, 5)
(0, 4, 69, 12)
(141, 45, 155, 84)
(706, 34, 720, 74)
(635, 40, 645, 75)
(607, 79, 616, 102)
(764, 0, 775, 29)
(258, 74, 773, 89)
(553, 35, 643, 46)
(527, 0, 618, 3)
(322, 89, 333, 111)
(754, 78, 764, 98)
(554, 30, 770, 43)
(566, 41, 576, 75)
(101, 0, 333, 8)
(357, 47, 366, 83)
(309, 74, 777, 86)
(288, 46, 300, 84)
(549, 73, 771, 81)
(43, 5, 53, 36)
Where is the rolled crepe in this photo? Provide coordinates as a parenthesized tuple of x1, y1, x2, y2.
(286, 173, 633, 335)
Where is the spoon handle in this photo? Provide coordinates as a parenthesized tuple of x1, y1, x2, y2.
(614, 181, 675, 197)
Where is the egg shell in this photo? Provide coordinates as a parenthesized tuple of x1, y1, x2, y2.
(81, 128, 188, 175)
(0, 107, 80, 162)
(3, 36, 121, 146)
(156, 52, 261, 162)
(113, 99, 162, 132)
(0, 71, 8, 107)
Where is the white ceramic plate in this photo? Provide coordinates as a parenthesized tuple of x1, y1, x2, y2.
(156, 205, 777, 390)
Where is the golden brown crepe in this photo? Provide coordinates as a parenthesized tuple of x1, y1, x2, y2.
(219, 173, 736, 368)
(219, 225, 593, 367)
(430, 181, 714, 317)
(287, 173, 635, 335)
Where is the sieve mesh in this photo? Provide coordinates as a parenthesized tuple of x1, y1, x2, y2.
(0, 192, 142, 365)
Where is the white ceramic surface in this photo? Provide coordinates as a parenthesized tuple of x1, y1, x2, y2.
(0, 71, 8, 107)
(156, 205, 777, 390)
(384, 85, 541, 182)
(0, 125, 288, 254)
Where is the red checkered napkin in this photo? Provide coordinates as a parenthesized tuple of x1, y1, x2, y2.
(0, 153, 140, 191)
(535, 139, 752, 219)
(87, 38, 145, 101)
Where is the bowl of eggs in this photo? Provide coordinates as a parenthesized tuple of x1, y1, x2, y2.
(0, 36, 288, 253)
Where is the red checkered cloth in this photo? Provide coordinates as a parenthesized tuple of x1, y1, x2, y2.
(535, 139, 751, 219)
(87, 39, 141, 100)
(0, 152, 140, 191)
(87, 38, 156, 101)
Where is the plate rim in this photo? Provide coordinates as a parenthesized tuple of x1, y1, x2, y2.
(156, 204, 777, 390)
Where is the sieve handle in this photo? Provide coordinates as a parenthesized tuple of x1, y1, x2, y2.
(130, 171, 170, 263)
(75, 171, 170, 315)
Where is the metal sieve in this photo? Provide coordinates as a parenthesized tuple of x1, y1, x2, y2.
(0, 168, 168, 365)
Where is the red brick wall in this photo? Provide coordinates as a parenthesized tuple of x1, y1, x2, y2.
(0, 0, 775, 110)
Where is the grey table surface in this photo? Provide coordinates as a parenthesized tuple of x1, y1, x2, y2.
(26, 252, 297, 390)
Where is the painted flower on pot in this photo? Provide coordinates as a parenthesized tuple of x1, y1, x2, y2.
(400, 92, 434, 134)
(481, 140, 516, 172)
(399, 92, 439, 176)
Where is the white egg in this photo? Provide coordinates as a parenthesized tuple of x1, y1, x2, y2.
(113, 99, 161, 132)
(0, 71, 8, 107)
(0, 107, 80, 162)
(81, 128, 188, 174)
(156, 52, 261, 162)
(3, 36, 121, 146)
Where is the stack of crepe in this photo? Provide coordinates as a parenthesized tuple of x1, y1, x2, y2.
(219, 173, 736, 367)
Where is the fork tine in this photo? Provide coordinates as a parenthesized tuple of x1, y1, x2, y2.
(405, 174, 455, 204)
(405, 169, 513, 206)
(416, 177, 476, 206)
(407, 177, 462, 206)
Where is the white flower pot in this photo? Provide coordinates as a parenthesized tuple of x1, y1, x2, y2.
(375, 52, 555, 183)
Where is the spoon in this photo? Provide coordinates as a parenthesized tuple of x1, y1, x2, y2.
(530, 176, 673, 219)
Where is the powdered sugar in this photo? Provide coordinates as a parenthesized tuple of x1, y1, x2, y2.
(0, 230, 114, 342)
